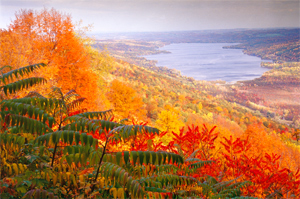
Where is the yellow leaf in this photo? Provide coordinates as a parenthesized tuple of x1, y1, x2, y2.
(79, 175, 85, 186)
(53, 173, 57, 185)
(117, 188, 124, 199)
(71, 174, 77, 187)
(8, 165, 12, 175)
(110, 188, 117, 199)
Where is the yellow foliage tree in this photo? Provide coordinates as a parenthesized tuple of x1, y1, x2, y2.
(106, 79, 146, 120)
(198, 102, 203, 110)
(155, 105, 184, 143)
(156, 105, 184, 133)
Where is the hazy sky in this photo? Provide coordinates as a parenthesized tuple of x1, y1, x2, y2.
(0, 0, 299, 33)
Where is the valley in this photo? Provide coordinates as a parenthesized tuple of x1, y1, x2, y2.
(1, 10, 299, 197)
(93, 28, 300, 130)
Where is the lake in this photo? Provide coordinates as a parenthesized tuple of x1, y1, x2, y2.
(143, 43, 271, 83)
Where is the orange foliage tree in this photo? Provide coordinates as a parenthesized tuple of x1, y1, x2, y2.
(0, 8, 101, 110)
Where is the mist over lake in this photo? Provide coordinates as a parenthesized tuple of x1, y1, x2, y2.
(143, 43, 271, 83)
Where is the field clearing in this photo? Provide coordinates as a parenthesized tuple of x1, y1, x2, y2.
(246, 85, 300, 106)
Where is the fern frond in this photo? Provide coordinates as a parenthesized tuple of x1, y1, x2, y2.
(0, 63, 46, 84)
(125, 151, 184, 166)
(188, 160, 213, 169)
(48, 86, 64, 99)
(30, 97, 60, 112)
(137, 177, 163, 188)
(174, 143, 185, 157)
(155, 164, 179, 173)
(0, 133, 25, 147)
(1, 101, 54, 124)
(212, 177, 243, 191)
(76, 110, 113, 120)
(100, 162, 146, 198)
(223, 196, 259, 199)
(35, 131, 98, 147)
(1, 77, 46, 96)
(64, 152, 91, 166)
(4, 97, 60, 111)
(154, 174, 198, 187)
(66, 97, 86, 110)
(110, 125, 159, 142)
(23, 188, 59, 199)
(216, 181, 251, 198)
(0, 65, 12, 73)
(205, 175, 219, 185)
(62, 145, 103, 166)
(186, 149, 200, 159)
(201, 176, 252, 199)
(5, 126, 22, 134)
(4, 114, 53, 135)
(63, 89, 78, 99)
(25, 91, 46, 98)
(63, 145, 93, 156)
(65, 116, 120, 133)
(185, 158, 202, 162)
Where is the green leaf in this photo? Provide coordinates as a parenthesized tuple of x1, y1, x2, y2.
(188, 160, 213, 169)
(88, 135, 93, 147)
(67, 146, 73, 155)
(66, 156, 72, 166)
(77, 110, 113, 120)
(81, 133, 88, 145)
(167, 153, 171, 164)
(162, 153, 167, 164)
(124, 151, 129, 165)
(52, 133, 57, 144)
(157, 153, 162, 165)
(75, 132, 80, 145)
(69, 131, 74, 145)
(150, 152, 157, 165)
(145, 151, 151, 165)
(48, 117, 54, 128)
(171, 153, 177, 164)
(138, 151, 145, 166)
(16, 186, 27, 194)
(1, 63, 46, 83)
(131, 151, 138, 166)
(0, 77, 46, 96)
(116, 152, 122, 165)
(63, 131, 68, 143)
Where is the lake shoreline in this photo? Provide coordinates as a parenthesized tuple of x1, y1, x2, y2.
(142, 42, 271, 83)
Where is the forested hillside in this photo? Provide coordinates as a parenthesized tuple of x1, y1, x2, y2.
(0, 9, 299, 198)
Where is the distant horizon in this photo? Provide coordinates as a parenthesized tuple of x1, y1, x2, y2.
(89, 27, 300, 34)
(1, 0, 299, 33)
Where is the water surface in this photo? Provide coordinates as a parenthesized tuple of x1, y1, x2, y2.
(143, 43, 270, 82)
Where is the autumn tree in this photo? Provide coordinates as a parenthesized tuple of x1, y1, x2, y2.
(155, 105, 184, 143)
(0, 30, 31, 68)
(106, 79, 146, 120)
(0, 8, 102, 110)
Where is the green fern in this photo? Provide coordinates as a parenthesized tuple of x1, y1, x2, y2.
(200, 175, 253, 199)
(0, 63, 46, 96)
(110, 124, 159, 142)
(0, 133, 25, 147)
(35, 131, 98, 147)
(23, 188, 59, 199)
(76, 110, 113, 120)
(1, 63, 46, 83)
(1, 100, 54, 124)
